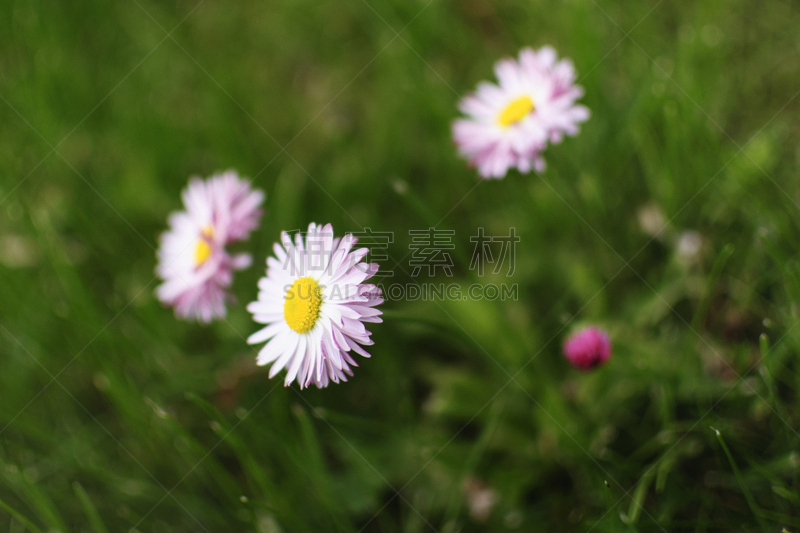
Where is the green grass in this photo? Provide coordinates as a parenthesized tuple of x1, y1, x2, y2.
(1, 0, 799, 531)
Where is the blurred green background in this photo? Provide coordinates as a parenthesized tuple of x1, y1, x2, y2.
(1, 0, 799, 531)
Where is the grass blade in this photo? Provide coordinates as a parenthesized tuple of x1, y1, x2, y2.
(73, 482, 110, 533)
(711, 427, 770, 532)
(0, 496, 44, 533)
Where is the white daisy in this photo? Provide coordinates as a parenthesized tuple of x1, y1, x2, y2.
(247, 223, 383, 388)
(156, 171, 264, 323)
(453, 46, 590, 179)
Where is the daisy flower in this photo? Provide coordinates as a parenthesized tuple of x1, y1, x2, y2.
(563, 326, 612, 371)
(156, 171, 264, 323)
(453, 46, 590, 179)
(247, 223, 383, 389)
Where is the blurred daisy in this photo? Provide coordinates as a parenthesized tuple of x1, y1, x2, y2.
(247, 223, 383, 389)
(563, 326, 611, 370)
(675, 230, 704, 265)
(453, 46, 590, 179)
(156, 171, 264, 323)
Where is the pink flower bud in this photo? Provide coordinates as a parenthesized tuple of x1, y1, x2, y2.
(563, 326, 612, 370)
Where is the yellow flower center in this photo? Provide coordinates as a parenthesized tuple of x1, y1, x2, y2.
(497, 95, 535, 127)
(284, 276, 323, 334)
(194, 225, 214, 266)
